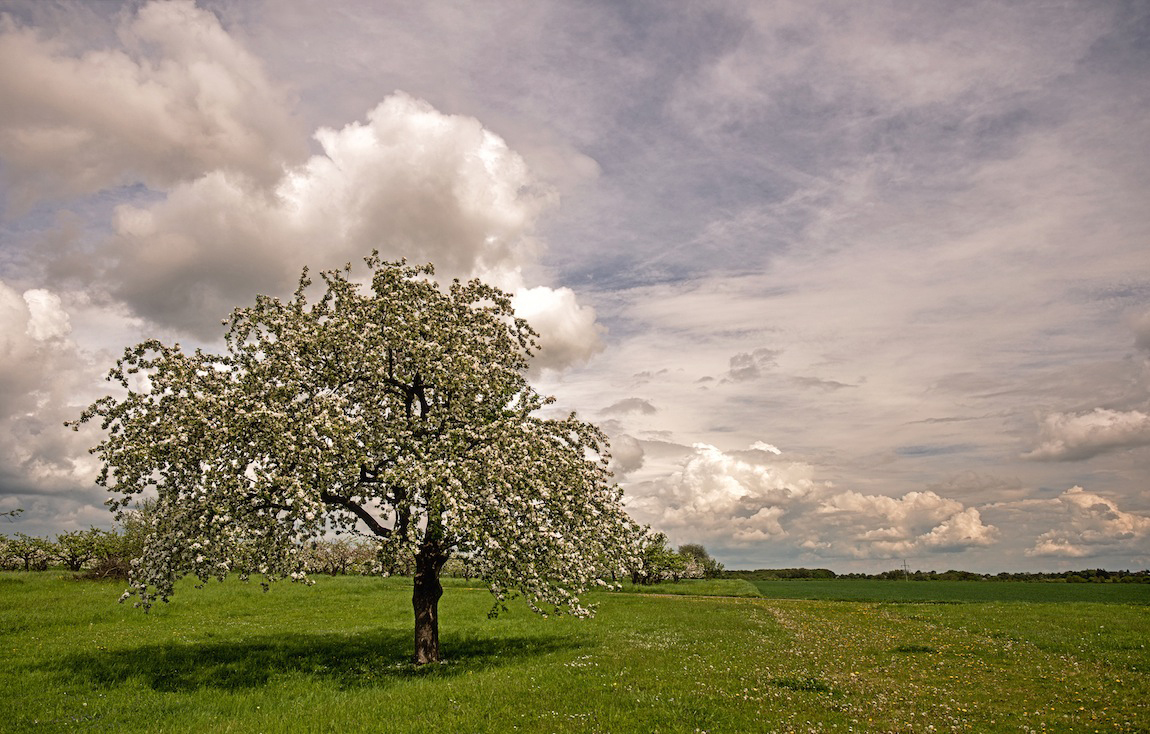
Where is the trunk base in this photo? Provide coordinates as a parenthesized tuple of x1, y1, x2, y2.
(412, 547, 447, 665)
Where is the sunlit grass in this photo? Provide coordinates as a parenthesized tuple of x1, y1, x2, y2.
(611, 578, 762, 598)
(751, 577, 1150, 603)
(1, 571, 1147, 732)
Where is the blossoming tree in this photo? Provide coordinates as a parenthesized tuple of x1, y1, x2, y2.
(71, 255, 636, 664)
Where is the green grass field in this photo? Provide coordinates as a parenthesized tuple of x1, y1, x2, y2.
(748, 578, 1150, 604)
(1, 573, 1147, 732)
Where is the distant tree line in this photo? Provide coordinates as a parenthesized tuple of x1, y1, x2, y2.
(0, 501, 392, 579)
(2, 513, 723, 588)
(727, 568, 837, 581)
(0, 527, 406, 580)
(14, 521, 1140, 586)
(726, 567, 1150, 583)
(1, 528, 134, 576)
(0, 524, 389, 579)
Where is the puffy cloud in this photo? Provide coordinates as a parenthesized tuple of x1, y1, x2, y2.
(1026, 487, 1150, 558)
(643, 442, 817, 544)
(89, 91, 598, 368)
(814, 490, 997, 557)
(625, 441, 997, 558)
(0, 282, 71, 416)
(20, 288, 70, 341)
(511, 285, 603, 371)
(0, 281, 98, 506)
(102, 92, 551, 331)
(105, 170, 303, 336)
(919, 508, 997, 550)
(1024, 408, 1150, 461)
(0, 0, 303, 205)
(299, 93, 553, 277)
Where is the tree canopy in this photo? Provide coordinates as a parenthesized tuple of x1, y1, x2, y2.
(71, 255, 637, 663)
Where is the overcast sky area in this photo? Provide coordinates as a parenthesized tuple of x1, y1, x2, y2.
(1, 0, 1148, 573)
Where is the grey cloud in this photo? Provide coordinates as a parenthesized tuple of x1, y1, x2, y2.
(726, 348, 780, 382)
(894, 444, 978, 459)
(0, 1, 304, 207)
(608, 434, 645, 477)
(1133, 310, 1150, 353)
(601, 398, 657, 416)
(926, 471, 1024, 505)
(789, 375, 855, 392)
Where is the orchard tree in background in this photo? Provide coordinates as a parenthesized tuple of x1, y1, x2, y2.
(629, 530, 686, 584)
(6, 532, 52, 571)
(54, 528, 108, 571)
(71, 255, 637, 664)
(678, 543, 725, 579)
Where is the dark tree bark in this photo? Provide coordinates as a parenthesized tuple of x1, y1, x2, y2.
(326, 492, 450, 665)
(412, 542, 448, 665)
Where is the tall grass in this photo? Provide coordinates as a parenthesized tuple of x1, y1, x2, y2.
(1, 571, 1147, 732)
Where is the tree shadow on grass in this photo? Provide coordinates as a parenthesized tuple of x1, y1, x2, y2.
(45, 629, 586, 693)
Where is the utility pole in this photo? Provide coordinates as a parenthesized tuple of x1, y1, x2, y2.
(902, 559, 910, 581)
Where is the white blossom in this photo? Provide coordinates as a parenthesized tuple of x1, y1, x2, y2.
(71, 255, 638, 632)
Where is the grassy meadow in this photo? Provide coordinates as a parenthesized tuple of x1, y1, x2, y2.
(749, 578, 1150, 604)
(1, 572, 1147, 733)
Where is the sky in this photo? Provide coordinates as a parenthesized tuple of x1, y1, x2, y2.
(1, 0, 1148, 573)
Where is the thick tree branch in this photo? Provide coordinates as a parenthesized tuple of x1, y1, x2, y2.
(320, 491, 392, 538)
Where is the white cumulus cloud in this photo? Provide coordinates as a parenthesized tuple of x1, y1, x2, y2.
(625, 442, 996, 557)
(1, 282, 72, 415)
(512, 285, 603, 371)
(628, 442, 817, 543)
(21, 289, 70, 341)
(814, 490, 997, 558)
(89, 91, 600, 369)
(0, 281, 97, 500)
(1024, 408, 1150, 461)
(1026, 487, 1150, 558)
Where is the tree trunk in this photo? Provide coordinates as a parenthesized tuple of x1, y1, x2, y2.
(412, 544, 448, 665)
